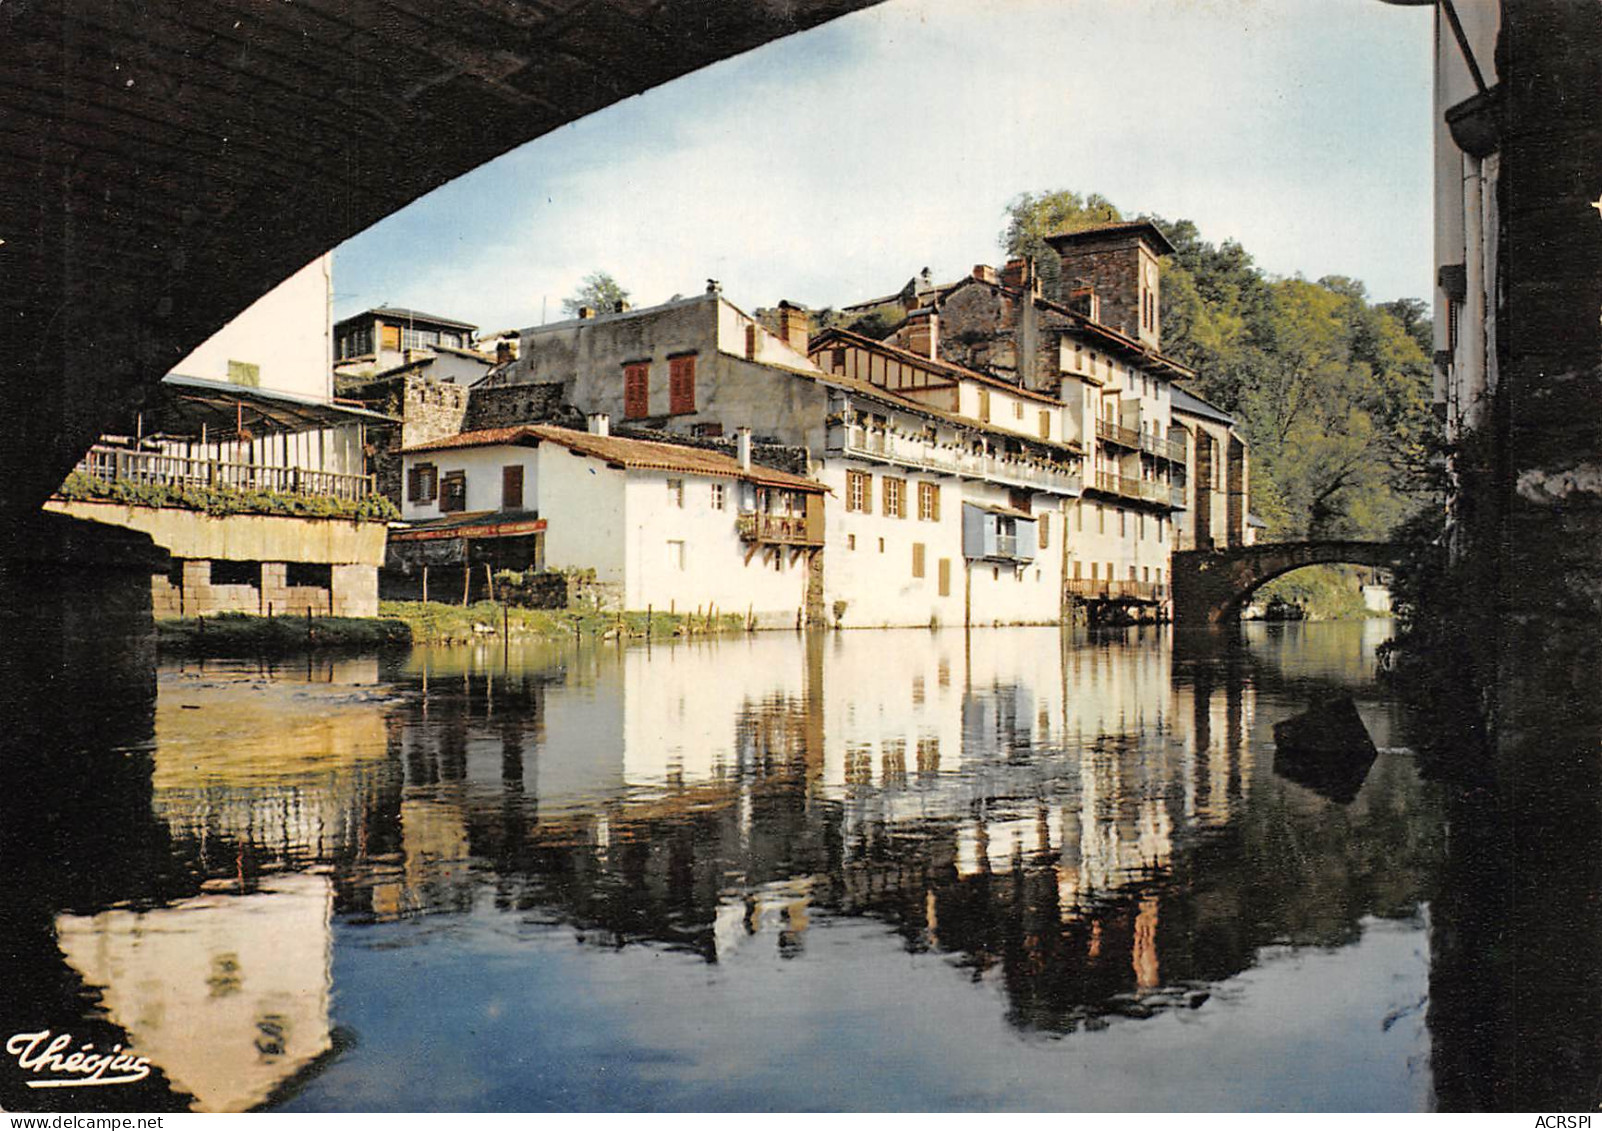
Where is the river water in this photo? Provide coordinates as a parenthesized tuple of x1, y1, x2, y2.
(4, 622, 1454, 1111)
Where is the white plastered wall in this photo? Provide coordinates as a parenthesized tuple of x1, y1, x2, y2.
(620, 470, 812, 622)
(402, 444, 539, 521)
(172, 254, 334, 402)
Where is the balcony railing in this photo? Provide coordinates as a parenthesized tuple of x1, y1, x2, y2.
(737, 511, 823, 547)
(1065, 579, 1168, 603)
(1140, 432, 1188, 463)
(1089, 471, 1179, 508)
(829, 424, 1083, 496)
(1170, 486, 1187, 509)
(74, 445, 377, 502)
(1095, 419, 1140, 449)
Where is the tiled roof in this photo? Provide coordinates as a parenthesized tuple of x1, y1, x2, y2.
(531, 425, 825, 493)
(1044, 219, 1178, 256)
(812, 327, 1065, 406)
(401, 425, 543, 453)
(433, 344, 496, 362)
(402, 423, 825, 493)
(803, 337, 1084, 460)
(1171, 386, 1235, 426)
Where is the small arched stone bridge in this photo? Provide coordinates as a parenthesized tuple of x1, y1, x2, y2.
(1170, 541, 1402, 625)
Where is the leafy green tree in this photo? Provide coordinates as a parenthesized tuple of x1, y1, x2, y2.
(1002, 190, 1439, 542)
(1378, 297, 1432, 355)
(562, 271, 630, 318)
(1000, 190, 1123, 301)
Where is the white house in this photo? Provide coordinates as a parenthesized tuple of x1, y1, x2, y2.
(172, 254, 335, 402)
(395, 419, 827, 625)
(333, 306, 489, 383)
(809, 328, 1080, 628)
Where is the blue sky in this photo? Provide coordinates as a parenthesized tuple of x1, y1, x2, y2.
(331, 0, 1435, 334)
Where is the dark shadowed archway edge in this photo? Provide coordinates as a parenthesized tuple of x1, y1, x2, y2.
(0, 0, 885, 522)
(1169, 541, 1400, 625)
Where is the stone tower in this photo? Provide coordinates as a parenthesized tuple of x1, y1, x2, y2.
(1046, 221, 1176, 351)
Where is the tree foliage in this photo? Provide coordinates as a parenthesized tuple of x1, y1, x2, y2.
(1001, 190, 1123, 302)
(1000, 193, 1440, 542)
(562, 271, 630, 318)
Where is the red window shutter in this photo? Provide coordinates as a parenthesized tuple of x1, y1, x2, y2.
(669, 355, 696, 415)
(624, 364, 649, 419)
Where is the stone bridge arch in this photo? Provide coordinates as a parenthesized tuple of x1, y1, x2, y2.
(1170, 541, 1402, 625)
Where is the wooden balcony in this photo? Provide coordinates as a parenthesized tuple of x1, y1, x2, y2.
(1065, 578, 1168, 603)
(1089, 471, 1179, 508)
(1140, 432, 1188, 463)
(829, 424, 1083, 497)
(74, 445, 377, 502)
(1095, 419, 1140, 449)
(737, 510, 823, 547)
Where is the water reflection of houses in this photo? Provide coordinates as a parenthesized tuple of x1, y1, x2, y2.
(149, 661, 395, 876)
(108, 628, 1433, 1057)
(351, 629, 1290, 1012)
(35, 662, 397, 1112)
(54, 873, 335, 1113)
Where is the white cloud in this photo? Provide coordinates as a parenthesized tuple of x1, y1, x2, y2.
(333, 0, 1433, 334)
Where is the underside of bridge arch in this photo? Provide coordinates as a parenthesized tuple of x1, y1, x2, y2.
(1170, 542, 1400, 625)
(0, 0, 882, 523)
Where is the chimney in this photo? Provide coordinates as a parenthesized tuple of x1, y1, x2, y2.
(736, 427, 752, 471)
(587, 412, 610, 436)
(496, 340, 513, 365)
(577, 305, 595, 320)
(1000, 258, 1028, 291)
(904, 307, 939, 360)
(1020, 283, 1040, 390)
(777, 300, 811, 354)
(972, 264, 998, 285)
(706, 279, 722, 295)
(615, 300, 631, 313)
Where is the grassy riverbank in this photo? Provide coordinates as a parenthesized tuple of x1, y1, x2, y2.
(380, 601, 749, 645)
(156, 602, 755, 655)
(158, 611, 412, 656)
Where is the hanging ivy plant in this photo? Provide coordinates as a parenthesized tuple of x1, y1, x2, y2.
(57, 472, 399, 522)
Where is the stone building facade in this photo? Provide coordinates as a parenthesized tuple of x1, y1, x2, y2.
(853, 221, 1205, 619)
